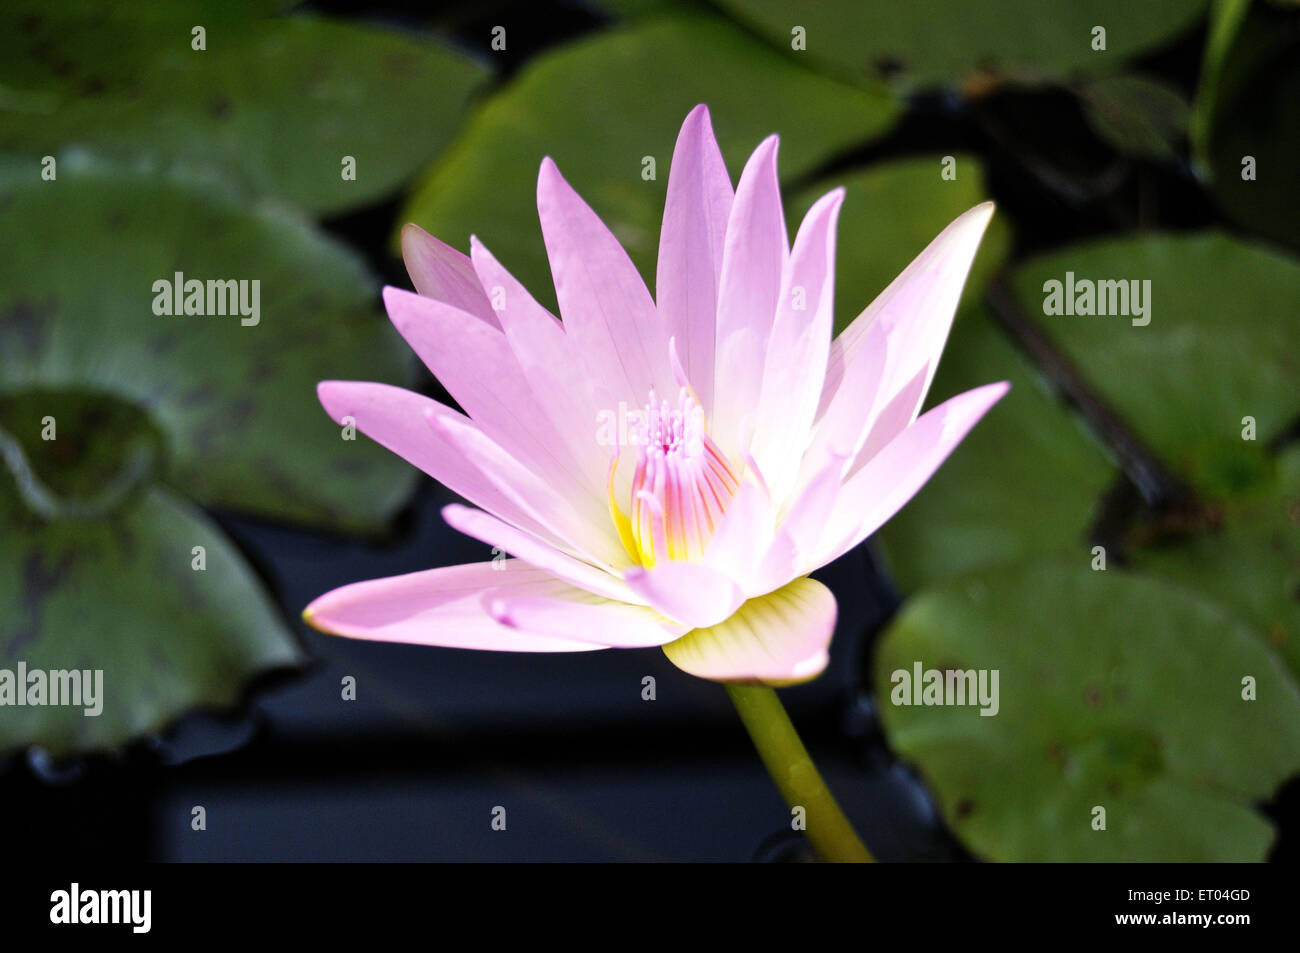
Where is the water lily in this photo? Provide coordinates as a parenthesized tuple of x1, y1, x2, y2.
(305, 105, 1006, 860)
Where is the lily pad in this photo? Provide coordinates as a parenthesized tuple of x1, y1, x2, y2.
(0, 483, 302, 756)
(1010, 232, 1300, 499)
(0, 153, 417, 532)
(882, 235, 1298, 681)
(1131, 448, 1300, 678)
(791, 156, 1011, 334)
(0, 3, 488, 213)
(1192, 0, 1300, 250)
(401, 12, 898, 309)
(874, 561, 1300, 861)
(710, 0, 1208, 89)
(876, 305, 1114, 591)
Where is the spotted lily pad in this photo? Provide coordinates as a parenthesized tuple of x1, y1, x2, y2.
(0, 155, 415, 755)
(1130, 448, 1300, 678)
(875, 561, 1300, 860)
(0, 2, 488, 213)
(873, 232, 1300, 860)
(0, 485, 302, 756)
(0, 153, 416, 532)
(401, 12, 898, 309)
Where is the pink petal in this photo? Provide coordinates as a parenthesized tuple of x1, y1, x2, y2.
(806, 309, 888, 477)
(763, 448, 848, 583)
(830, 202, 994, 437)
(656, 104, 734, 415)
(712, 135, 787, 458)
(624, 561, 746, 628)
(467, 236, 565, 340)
(304, 561, 605, 653)
(468, 237, 612, 494)
(536, 157, 674, 404)
(816, 381, 1010, 565)
(382, 286, 602, 512)
(425, 407, 627, 570)
(487, 591, 687, 648)
(316, 380, 564, 549)
(752, 187, 843, 502)
(701, 480, 776, 593)
(661, 577, 837, 685)
(399, 224, 500, 328)
(848, 362, 929, 476)
(442, 503, 636, 604)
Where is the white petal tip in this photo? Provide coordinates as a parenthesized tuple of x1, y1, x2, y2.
(965, 201, 996, 229)
(538, 155, 562, 183)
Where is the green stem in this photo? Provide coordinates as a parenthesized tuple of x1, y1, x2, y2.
(726, 683, 873, 862)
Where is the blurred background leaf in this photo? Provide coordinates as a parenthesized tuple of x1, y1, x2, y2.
(1011, 233, 1299, 498)
(0, 2, 488, 213)
(1129, 448, 1300, 677)
(1192, 0, 1300, 250)
(0, 483, 302, 756)
(0, 153, 417, 533)
(709, 0, 1208, 88)
(0, 150, 416, 755)
(1074, 74, 1191, 160)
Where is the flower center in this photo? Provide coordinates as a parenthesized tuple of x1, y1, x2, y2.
(608, 387, 739, 566)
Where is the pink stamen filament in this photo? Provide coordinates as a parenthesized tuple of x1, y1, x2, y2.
(621, 386, 739, 566)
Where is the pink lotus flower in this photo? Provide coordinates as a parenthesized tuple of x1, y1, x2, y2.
(305, 105, 1007, 685)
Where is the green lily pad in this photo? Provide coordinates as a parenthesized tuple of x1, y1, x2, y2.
(401, 12, 898, 309)
(882, 235, 1297, 682)
(0, 153, 416, 533)
(1010, 232, 1300, 499)
(874, 561, 1300, 860)
(1131, 448, 1300, 678)
(710, 0, 1208, 89)
(0, 3, 488, 214)
(876, 305, 1114, 591)
(791, 156, 1010, 334)
(0, 483, 302, 756)
(1193, 0, 1300, 250)
(0, 389, 162, 520)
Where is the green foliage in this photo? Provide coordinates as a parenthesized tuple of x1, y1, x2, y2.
(401, 13, 898, 309)
(0, 2, 488, 213)
(0, 156, 416, 754)
(876, 562, 1300, 861)
(711, 0, 1208, 88)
